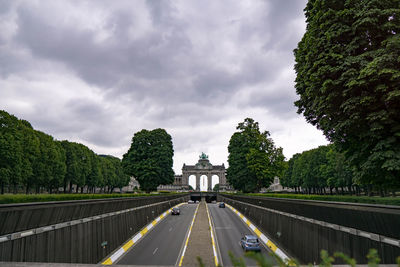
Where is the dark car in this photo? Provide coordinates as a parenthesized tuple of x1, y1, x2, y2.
(219, 202, 225, 208)
(171, 207, 180, 215)
(240, 235, 261, 252)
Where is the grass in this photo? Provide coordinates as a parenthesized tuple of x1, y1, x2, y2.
(0, 192, 184, 204)
(228, 193, 400, 206)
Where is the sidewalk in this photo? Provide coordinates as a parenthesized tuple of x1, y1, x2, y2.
(182, 201, 214, 266)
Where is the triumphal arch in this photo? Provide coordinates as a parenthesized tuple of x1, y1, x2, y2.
(174, 153, 229, 191)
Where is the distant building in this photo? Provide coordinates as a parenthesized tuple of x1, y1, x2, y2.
(118, 177, 140, 193)
(265, 177, 294, 192)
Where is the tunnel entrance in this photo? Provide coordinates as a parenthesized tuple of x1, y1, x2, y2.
(189, 192, 217, 203)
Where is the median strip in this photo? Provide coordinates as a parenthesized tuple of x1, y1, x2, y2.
(206, 203, 220, 266)
(102, 203, 185, 265)
(178, 203, 199, 266)
(226, 203, 290, 262)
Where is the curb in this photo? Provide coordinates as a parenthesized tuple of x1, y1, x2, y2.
(178, 204, 200, 266)
(206, 204, 220, 266)
(102, 203, 185, 265)
(226, 203, 290, 262)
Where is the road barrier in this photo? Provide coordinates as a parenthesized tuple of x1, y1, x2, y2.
(219, 194, 400, 264)
(0, 194, 189, 263)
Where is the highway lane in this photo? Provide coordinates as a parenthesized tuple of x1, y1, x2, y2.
(116, 203, 197, 265)
(208, 203, 275, 266)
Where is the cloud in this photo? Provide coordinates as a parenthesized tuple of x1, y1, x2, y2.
(0, 0, 329, 174)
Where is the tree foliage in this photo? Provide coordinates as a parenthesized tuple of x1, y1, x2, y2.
(227, 118, 285, 193)
(122, 128, 174, 193)
(0, 110, 129, 194)
(282, 145, 356, 194)
(294, 0, 400, 191)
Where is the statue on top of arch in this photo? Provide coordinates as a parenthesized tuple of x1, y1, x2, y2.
(199, 152, 209, 160)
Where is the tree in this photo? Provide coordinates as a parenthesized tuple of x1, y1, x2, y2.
(294, 0, 400, 193)
(227, 118, 285, 192)
(282, 154, 301, 192)
(122, 129, 174, 193)
(34, 131, 66, 193)
(213, 183, 220, 192)
(0, 111, 22, 193)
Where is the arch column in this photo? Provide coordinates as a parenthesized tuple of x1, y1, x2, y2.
(196, 174, 200, 191)
(207, 174, 212, 191)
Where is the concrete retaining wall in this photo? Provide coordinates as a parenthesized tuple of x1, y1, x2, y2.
(0, 194, 188, 263)
(219, 194, 400, 264)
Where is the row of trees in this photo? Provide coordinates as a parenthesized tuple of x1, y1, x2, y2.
(281, 145, 357, 195)
(0, 110, 130, 194)
(227, 118, 286, 193)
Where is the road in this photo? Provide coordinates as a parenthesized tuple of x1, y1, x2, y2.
(115, 202, 275, 266)
(208, 203, 275, 266)
(116, 203, 197, 265)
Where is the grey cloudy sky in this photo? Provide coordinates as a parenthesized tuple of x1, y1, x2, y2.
(0, 0, 328, 174)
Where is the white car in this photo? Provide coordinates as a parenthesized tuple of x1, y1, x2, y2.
(188, 200, 194, 204)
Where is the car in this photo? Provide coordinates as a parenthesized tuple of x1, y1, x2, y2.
(219, 202, 225, 208)
(171, 207, 180, 215)
(195, 200, 199, 203)
(212, 200, 217, 204)
(240, 235, 261, 252)
(188, 200, 194, 204)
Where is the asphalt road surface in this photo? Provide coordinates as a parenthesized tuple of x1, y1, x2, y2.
(116, 203, 197, 265)
(208, 203, 275, 266)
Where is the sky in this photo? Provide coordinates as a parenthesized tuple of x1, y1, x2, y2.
(0, 0, 328, 174)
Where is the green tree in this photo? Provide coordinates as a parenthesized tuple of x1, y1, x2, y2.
(61, 140, 79, 192)
(213, 183, 220, 192)
(122, 129, 174, 193)
(282, 154, 301, 192)
(0, 111, 22, 193)
(34, 131, 66, 193)
(294, 0, 400, 193)
(227, 118, 285, 192)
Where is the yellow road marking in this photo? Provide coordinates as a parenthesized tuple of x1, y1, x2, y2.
(140, 228, 148, 236)
(254, 228, 262, 237)
(122, 240, 134, 251)
(178, 204, 199, 266)
(267, 240, 277, 252)
(102, 258, 112, 265)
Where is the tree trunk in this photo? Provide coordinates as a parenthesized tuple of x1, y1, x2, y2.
(1, 182, 4, 194)
(69, 181, 73, 193)
(379, 187, 384, 197)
